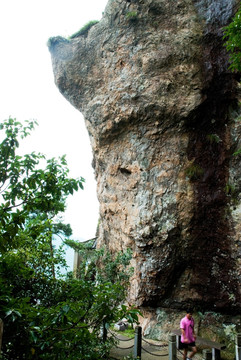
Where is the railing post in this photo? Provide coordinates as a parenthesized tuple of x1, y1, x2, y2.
(235, 333, 241, 360)
(212, 347, 221, 360)
(133, 326, 142, 359)
(202, 349, 212, 360)
(169, 334, 177, 360)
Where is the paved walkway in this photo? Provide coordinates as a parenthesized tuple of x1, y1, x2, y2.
(109, 332, 169, 360)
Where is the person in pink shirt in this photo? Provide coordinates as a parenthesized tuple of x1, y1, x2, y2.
(180, 309, 197, 360)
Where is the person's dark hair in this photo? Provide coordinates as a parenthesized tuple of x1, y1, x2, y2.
(186, 308, 193, 314)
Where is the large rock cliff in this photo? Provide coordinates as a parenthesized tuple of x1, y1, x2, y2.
(48, 0, 241, 314)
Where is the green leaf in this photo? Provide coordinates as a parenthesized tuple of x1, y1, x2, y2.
(30, 330, 38, 344)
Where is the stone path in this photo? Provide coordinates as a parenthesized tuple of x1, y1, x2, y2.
(109, 332, 169, 360)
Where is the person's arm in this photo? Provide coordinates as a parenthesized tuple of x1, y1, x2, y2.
(181, 327, 188, 343)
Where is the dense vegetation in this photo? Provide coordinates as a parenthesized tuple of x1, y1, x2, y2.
(0, 118, 138, 359)
(224, 5, 241, 72)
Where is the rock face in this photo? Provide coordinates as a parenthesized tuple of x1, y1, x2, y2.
(49, 0, 241, 313)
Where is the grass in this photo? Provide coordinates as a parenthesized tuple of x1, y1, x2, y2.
(69, 20, 99, 39)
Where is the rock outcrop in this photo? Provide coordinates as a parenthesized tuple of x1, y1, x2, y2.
(48, 0, 241, 313)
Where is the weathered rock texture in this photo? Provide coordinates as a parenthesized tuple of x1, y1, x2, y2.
(49, 0, 241, 313)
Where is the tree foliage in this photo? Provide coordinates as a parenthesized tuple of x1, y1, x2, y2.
(0, 118, 139, 359)
(224, 6, 241, 72)
(0, 118, 84, 254)
(0, 244, 137, 359)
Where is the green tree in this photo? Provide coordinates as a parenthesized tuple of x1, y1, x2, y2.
(0, 246, 136, 359)
(0, 118, 84, 254)
(0, 118, 139, 359)
(224, 6, 241, 72)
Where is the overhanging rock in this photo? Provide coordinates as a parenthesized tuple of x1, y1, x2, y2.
(49, 0, 241, 312)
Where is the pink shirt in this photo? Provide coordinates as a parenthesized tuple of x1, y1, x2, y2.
(180, 316, 195, 343)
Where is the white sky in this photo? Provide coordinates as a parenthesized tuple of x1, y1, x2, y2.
(0, 0, 108, 250)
